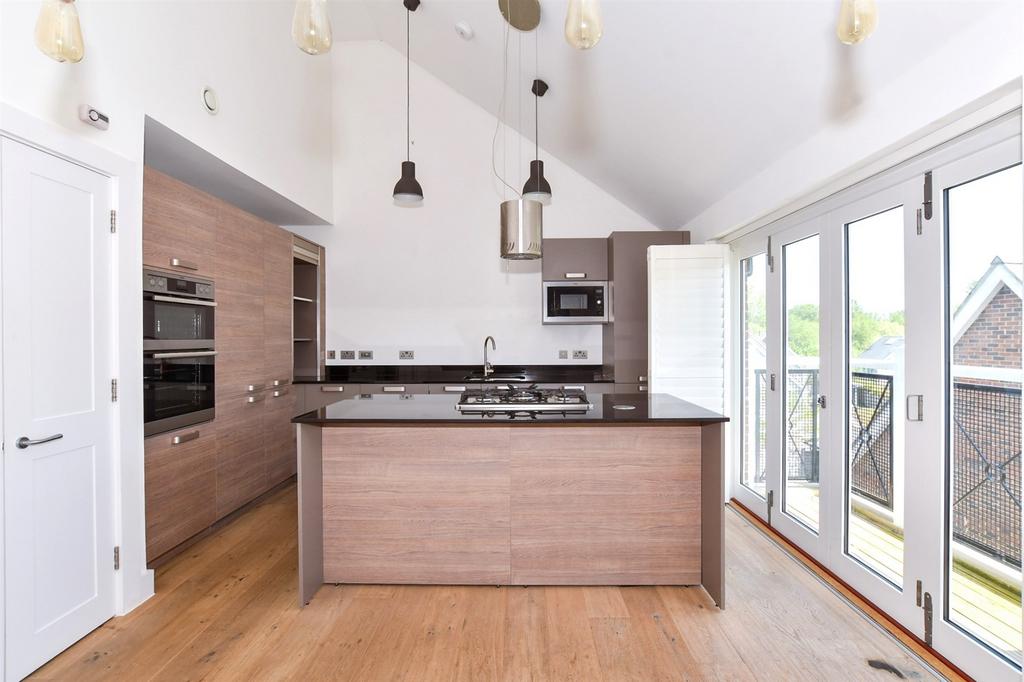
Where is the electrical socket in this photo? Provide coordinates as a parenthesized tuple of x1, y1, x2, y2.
(358, 350, 373, 360)
(338, 350, 355, 360)
(558, 350, 569, 360)
(572, 350, 589, 360)
(326, 350, 337, 360)
(399, 350, 415, 360)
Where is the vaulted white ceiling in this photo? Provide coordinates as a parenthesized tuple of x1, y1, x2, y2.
(332, 0, 1009, 228)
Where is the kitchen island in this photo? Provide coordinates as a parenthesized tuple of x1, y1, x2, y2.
(293, 392, 728, 608)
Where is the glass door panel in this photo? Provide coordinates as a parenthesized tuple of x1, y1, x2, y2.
(783, 236, 821, 532)
(944, 163, 1022, 664)
(846, 206, 906, 587)
(740, 253, 768, 498)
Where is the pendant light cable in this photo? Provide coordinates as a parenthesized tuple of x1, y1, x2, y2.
(491, 5, 520, 199)
(406, 7, 411, 162)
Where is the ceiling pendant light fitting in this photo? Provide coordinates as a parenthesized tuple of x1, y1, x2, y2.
(522, 79, 552, 206)
(500, 198, 543, 260)
(393, 0, 424, 206)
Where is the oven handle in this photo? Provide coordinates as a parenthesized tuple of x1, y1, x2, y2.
(151, 294, 217, 307)
(151, 350, 218, 359)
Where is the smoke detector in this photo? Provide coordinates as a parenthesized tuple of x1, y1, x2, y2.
(454, 20, 474, 40)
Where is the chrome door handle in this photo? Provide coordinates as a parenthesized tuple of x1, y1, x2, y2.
(321, 386, 345, 393)
(563, 385, 586, 391)
(16, 433, 63, 449)
(443, 386, 466, 393)
(169, 257, 199, 271)
(151, 294, 217, 307)
(246, 394, 265, 404)
(382, 386, 406, 393)
(151, 350, 218, 359)
(565, 272, 587, 279)
(171, 431, 200, 445)
(272, 378, 290, 387)
(272, 389, 290, 398)
(246, 383, 265, 393)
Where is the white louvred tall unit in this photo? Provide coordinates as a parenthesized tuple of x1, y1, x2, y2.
(647, 244, 730, 414)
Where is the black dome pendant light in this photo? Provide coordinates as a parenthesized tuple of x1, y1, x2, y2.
(522, 78, 551, 205)
(393, 0, 424, 207)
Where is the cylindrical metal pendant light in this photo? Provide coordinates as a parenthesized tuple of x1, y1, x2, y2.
(500, 199, 543, 260)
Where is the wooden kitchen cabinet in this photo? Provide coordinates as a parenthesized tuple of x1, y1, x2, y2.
(264, 224, 293, 389)
(144, 423, 217, 562)
(265, 384, 297, 484)
(143, 168, 219, 278)
(215, 391, 268, 519)
(216, 204, 266, 398)
(541, 238, 608, 281)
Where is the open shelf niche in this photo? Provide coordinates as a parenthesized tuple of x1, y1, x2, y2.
(293, 238, 323, 379)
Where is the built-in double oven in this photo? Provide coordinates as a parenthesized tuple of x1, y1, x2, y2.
(143, 270, 217, 436)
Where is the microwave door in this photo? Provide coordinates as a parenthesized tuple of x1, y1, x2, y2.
(543, 282, 608, 324)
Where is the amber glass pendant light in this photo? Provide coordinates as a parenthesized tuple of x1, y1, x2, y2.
(34, 0, 84, 63)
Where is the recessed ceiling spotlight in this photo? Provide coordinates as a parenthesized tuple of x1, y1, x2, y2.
(454, 20, 474, 40)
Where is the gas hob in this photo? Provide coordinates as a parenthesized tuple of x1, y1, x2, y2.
(456, 385, 593, 417)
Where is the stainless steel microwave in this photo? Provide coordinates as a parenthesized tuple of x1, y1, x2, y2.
(542, 281, 609, 324)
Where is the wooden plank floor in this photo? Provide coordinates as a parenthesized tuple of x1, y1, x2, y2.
(32, 484, 938, 681)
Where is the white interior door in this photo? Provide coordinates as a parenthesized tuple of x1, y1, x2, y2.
(1, 138, 115, 680)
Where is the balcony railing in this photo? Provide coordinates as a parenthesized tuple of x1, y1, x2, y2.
(751, 369, 1021, 567)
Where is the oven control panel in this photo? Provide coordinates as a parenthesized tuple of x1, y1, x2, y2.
(144, 270, 214, 300)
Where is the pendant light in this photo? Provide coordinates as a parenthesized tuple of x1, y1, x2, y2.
(393, 0, 424, 207)
(34, 0, 84, 64)
(836, 0, 878, 45)
(522, 79, 552, 206)
(292, 0, 333, 55)
(565, 0, 603, 50)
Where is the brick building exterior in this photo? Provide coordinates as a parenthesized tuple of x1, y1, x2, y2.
(954, 284, 1022, 374)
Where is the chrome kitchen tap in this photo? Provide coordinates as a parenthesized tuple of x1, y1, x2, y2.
(483, 336, 496, 377)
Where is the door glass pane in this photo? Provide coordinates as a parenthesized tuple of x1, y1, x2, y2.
(846, 206, 905, 586)
(741, 254, 768, 497)
(783, 236, 821, 531)
(946, 164, 1022, 663)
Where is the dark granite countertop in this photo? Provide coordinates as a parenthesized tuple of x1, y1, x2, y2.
(292, 364, 612, 385)
(293, 392, 728, 426)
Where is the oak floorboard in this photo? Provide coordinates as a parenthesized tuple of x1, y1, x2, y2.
(31, 484, 941, 682)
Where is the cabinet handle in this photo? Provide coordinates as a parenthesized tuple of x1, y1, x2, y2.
(246, 394, 265, 404)
(151, 294, 217, 308)
(151, 350, 217, 359)
(320, 386, 345, 393)
(443, 385, 466, 393)
(171, 431, 199, 445)
(639, 385, 648, 392)
(246, 383, 265, 393)
(565, 272, 587, 279)
(272, 388, 290, 398)
(382, 386, 406, 393)
(563, 385, 586, 391)
(16, 433, 63, 449)
(169, 257, 199, 271)
(272, 378, 290, 387)
(638, 375, 648, 383)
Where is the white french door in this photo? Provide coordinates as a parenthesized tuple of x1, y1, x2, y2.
(729, 113, 1022, 681)
(1, 138, 117, 680)
(765, 217, 831, 563)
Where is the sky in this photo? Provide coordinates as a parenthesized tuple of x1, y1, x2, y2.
(772, 163, 1022, 316)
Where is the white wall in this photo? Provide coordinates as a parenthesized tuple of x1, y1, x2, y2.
(0, 0, 333, 221)
(292, 40, 663, 366)
(683, 0, 1023, 243)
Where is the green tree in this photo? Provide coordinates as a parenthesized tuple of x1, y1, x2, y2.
(784, 303, 906, 358)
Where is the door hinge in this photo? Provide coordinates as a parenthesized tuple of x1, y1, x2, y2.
(111, 378, 118, 403)
(922, 171, 933, 221)
(113, 546, 121, 571)
(915, 208, 923, 236)
(766, 236, 775, 273)
(110, 209, 117, 234)
(816, 395, 827, 409)
(923, 591, 933, 646)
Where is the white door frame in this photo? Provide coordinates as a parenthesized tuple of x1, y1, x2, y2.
(0, 104, 155, 671)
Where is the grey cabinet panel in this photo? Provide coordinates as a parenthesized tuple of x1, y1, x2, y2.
(603, 230, 689, 382)
(304, 384, 360, 411)
(358, 383, 429, 395)
(541, 238, 608, 281)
